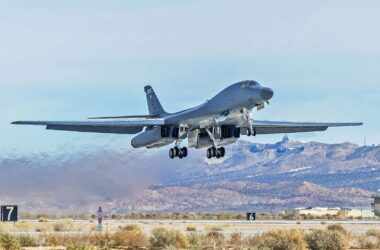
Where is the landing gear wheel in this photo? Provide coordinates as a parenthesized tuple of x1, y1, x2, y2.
(174, 147, 180, 157)
(178, 152, 184, 159)
(181, 147, 188, 158)
(219, 147, 225, 157)
(207, 146, 226, 159)
(169, 146, 188, 159)
(216, 151, 221, 159)
(211, 147, 217, 157)
(169, 148, 175, 159)
(207, 148, 212, 159)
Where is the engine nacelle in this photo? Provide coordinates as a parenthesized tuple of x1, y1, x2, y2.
(188, 126, 240, 149)
(131, 126, 177, 148)
(220, 125, 240, 139)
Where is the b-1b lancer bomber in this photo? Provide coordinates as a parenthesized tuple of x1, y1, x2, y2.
(13, 80, 362, 159)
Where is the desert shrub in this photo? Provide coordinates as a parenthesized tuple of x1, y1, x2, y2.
(150, 227, 188, 249)
(0, 233, 21, 250)
(44, 234, 92, 248)
(305, 229, 347, 250)
(186, 225, 197, 232)
(88, 233, 112, 248)
(187, 233, 205, 249)
(44, 234, 61, 246)
(366, 229, 380, 239)
(253, 229, 306, 250)
(327, 224, 348, 236)
(229, 232, 243, 247)
(38, 217, 48, 223)
(16, 234, 38, 247)
(112, 224, 148, 248)
(355, 235, 379, 249)
(206, 231, 225, 248)
(205, 225, 223, 232)
(53, 219, 74, 232)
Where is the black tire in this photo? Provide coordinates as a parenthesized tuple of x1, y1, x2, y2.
(178, 152, 183, 159)
(211, 147, 216, 157)
(219, 147, 225, 157)
(207, 148, 212, 159)
(169, 148, 175, 159)
(174, 147, 179, 157)
(182, 147, 188, 157)
(216, 151, 221, 159)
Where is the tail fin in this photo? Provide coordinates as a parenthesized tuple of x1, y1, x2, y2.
(144, 85, 167, 116)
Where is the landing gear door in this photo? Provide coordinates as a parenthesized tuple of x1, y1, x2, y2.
(188, 129, 199, 148)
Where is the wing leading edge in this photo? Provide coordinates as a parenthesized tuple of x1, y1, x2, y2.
(251, 120, 363, 134)
(12, 119, 165, 134)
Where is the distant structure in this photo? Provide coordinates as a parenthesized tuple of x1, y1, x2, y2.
(97, 206, 103, 231)
(372, 191, 380, 217)
(290, 207, 374, 218)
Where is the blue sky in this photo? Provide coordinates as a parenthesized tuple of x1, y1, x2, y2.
(1, 0, 379, 154)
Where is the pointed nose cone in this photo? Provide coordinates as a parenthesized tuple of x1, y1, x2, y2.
(260, 87, 274, 100)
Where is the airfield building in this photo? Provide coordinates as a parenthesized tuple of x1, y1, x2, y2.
(292, 207, 374, 218)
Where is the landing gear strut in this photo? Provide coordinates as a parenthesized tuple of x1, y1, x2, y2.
(207, 147, 225, 159)
(169, 147, 188, 159)
(247, 128, 256, 137)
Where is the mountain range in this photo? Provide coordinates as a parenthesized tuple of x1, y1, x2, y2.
(1, 136, 379, 213)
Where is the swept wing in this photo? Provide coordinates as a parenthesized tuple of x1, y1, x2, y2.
(12, 119, 165, 134)
(251, 120, 363, 134)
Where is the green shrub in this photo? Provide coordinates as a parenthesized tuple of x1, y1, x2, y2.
(186, 225, 197, 232)
(305, 229, 347, 250)
(0, 234, 21, 250)
(16, 234, 38, 247)
(187, 233, 205, 249)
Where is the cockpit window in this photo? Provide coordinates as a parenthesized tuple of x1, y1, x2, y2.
(240, 80, 259, 89)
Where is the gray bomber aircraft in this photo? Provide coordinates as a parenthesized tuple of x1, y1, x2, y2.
(13, 80, 362, 159)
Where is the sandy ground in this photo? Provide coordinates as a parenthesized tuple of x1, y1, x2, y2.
(3, 219, 380, 237)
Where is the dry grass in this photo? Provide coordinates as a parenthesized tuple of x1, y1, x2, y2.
(1, 220, 380, 249)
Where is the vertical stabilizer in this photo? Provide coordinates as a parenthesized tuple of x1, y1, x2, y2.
(144, 85, 167, 116)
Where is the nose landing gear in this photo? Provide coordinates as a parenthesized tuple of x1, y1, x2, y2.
(169, 147, 188, 159)
(207, 147, 225, 159)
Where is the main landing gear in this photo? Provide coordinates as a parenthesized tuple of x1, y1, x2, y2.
(247, 128, 257, 137)
(169, 147, 188, 159)
(207, 146, 225, 159)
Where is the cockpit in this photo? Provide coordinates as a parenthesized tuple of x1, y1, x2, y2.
(240, 80, 260, 89)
